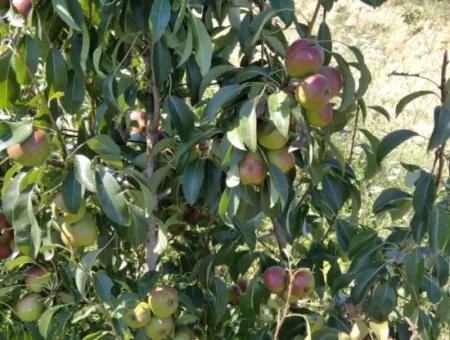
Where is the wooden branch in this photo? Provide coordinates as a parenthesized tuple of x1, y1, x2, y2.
(435, 50, 448, 188)
(271, 217, 288, 261)
(307, 1, 321, 38)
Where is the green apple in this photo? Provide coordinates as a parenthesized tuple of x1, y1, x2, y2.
(61, 213, 98, 248)
(6, 127, 51, 167)
(267, 148, 295, 173)
(257, 123, 288, 150)
(54, 193, 87, 224)
(305, 103, 333, 128)
(16, 293, 43, 322)
(124, 302, 152, 329)
(173, 327, 196, 340)
(148, 286, 179, 318)
(24, 266, 51, 292)
(144, 316, 174, 340)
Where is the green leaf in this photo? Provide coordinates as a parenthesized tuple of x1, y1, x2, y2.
(405, 249, 425, 289)
(233, 219, 257, 249)
(373, 188, 412, 214)
(321, 174, 350, 214)
(376, 129, 418, 164)
(267, 92, 293, 138)
(191, 15, 213, 76)
(0, 52, 19, 109)
(87, 135, 122, 167)
(238, 99, 258, 152)
(38, 305, 64, 338)
(74, 155, 96, 193)
(129, 206, 149, 249)
(46, 48, 68, 94)
(412, 170, 436, 218)
(75, 249, 102, 298)
(368, 283, 397, 322)
(351, 265, 384, 303)
(213, 277, 228, 324)
(4, 255, 34, 272)
(182, 159, 205, 205)
(0, 121, 33, 152)
(368, 105, 390, 120)
(2, 172, 25, 222)
(149, 0, 171, 42)
(13, 185, 41, 258)
(396, 91, 436, 117)
(270, 0, 294, 26)
(198, 65, 236, 99)
(318, 22, 332, 65)
(269, 164, 289, 207)
(153, 41, 172, 89)
(249, 9, 277, 48)
(94, 271, 113, 306)
(167, 95, 194, 141)
(206, 85, 243, 121)
(95, 169, 130, 226)
(428, 106, 450, 150)
(333, 53, 355, 111)
(428, 207, 450, 253)
(62, 71, 85, 114)
(177, 25, 193, 67)
(349, 46, 371, 99)
(62, 168, 83, 214)
(52, 0, 84, 31)
(13, 35, 38, 85)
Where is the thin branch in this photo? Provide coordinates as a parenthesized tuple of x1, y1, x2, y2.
(388, 71, 441, 89)
(435, 50, 449, 188)
(348, 105, 360, 163)
(47, 103, 68, 161)
(307, 1, 321, 38)
(271, 217, 287, 261)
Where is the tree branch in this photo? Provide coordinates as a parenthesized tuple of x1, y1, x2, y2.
(271, 217, 287, 260)
(307, 1, 321, 38)
(435, 50, 448, 188)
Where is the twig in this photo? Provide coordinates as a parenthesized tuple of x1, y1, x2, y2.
(388, 71, 441, 89)
(47, 103, 68, 161)
(348, 105, 360, 163)
(435, 50, 448, 188)
(307, 1, 321, 38)
(271, 217, 287, 260)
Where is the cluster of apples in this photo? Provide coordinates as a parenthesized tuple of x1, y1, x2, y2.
(0, 214, 14, 260)
(15, 265, 51, 322)
(263, 266, 315, 303)
(239, 122, 295, 186)
(123, 286, 195, 339)
(286, 39, 343, 127)
(0, 0, 32, 16)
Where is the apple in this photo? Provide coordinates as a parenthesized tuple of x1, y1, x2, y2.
(173, 327, 196, 340)
(0, 242, 12, 260)
(148, 286, 179, 318)
(267, 148, 295, 173)
(295, 74, 331, 111)
(263, 266, 287, 294)
(228, 284, 242, 304)
(257, 123, 288, 150)
(278, 289, 299, 304)
(60, 214, 98, 248)
(285, 39, 325, 78)
(124, 302, 152, 329)
(15, 293, 43, 322)
(320, 66, 343, 97)
(130, 111, 147, 134)
(58, 292, 75, 305)
(24, 266, 51, 292)
(290, 268, 315, 299)
(144, 316, 174, 340)
(305, 103, 333, 128)
(0, 213, 13, 244)
(239, 152, 267, 186)
(6, 127, 51, 167)
(12, 0, 32, 16)
(54, 193, 87, 224)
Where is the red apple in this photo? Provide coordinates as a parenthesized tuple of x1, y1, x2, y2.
(0, 213, 13, 244)
(257, 123, 288, 150)
(263, 266, 287, 294)
(12, 0, 32, 16)
(267, 148, 295, 173)
(290, 268, 315, 299)
(305, 103, 333, 128)
(148, 286, 179, 318)
(6, 127, 51, 167)
(320, 66, 343, 97)
(239, 152, 267, 186)
(295, 74, 331, 111)
(24, 266, 50, 293)
(0, 242, 12, 260)
(15, 293, 43, 322)
(285, 39, 325, 78)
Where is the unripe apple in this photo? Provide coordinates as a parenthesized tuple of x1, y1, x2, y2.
(148, 286, 179, 318)
(173, 327, 196, 340)
(12, 0, 32, 16)
(239, 152, 267, 186)
(6, 127, 51, 167)
(278, 289, 299, 304)
(15, 293, 43, 322)
(263, 266, 287, 294)
(228, 284, 242, 304)
(267, 148, 295, 173)
(130, 111, 147, 134)
(285, 39, 324, 78)
(24, 266, 51, 293)
(257, 123, 288, 150)
(0, 213, 13, 244)
(290, 268, 315, 299)
(124, 301, 152, 329)
(57, 292, 75, 305)
(295, 74, 331, 111)
(144, 316, 174, 340)
(305, 103, 333, 128)
(60, 214, 98, 248)
(54, 193, 87, 224)
(0, 242, 12, 259)
(319, 66, 343, 97)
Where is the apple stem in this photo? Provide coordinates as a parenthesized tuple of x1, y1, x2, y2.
(307, 0, 322, 39)
(435, 50, 448, 188)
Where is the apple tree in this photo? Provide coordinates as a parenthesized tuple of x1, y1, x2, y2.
(0, 0, 449, 339)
